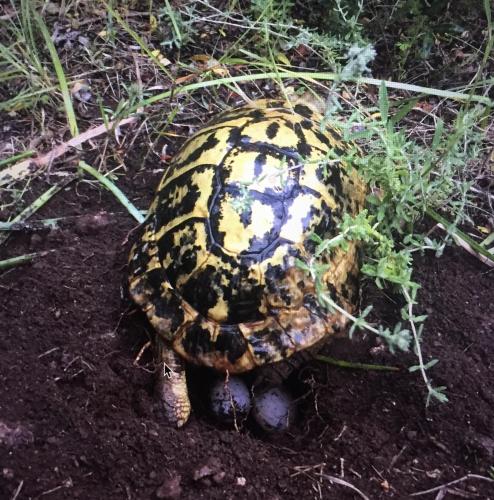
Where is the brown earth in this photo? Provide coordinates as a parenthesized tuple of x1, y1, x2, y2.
(1, 166, 494, 500)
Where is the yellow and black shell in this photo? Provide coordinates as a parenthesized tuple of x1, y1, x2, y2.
(129, 99, 365, 373)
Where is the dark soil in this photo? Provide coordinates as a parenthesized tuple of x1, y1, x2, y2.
(1, 167, 494, 500)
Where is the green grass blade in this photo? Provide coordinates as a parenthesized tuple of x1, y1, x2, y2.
(389, 98, 418, 126)
(129, 71, 493, 116)
(20, 0, 44, 76)
(103, 1, 173, 79)
(480, 231, 494, 248)
(426, 208, 494, 265)
(0, 42, 29, 77)
(0, 150, 35, 169)
(316, 355, 400, 372)
(32, 9, 79, 137)
(0, 86, 58, 112)
(78, 161, 145, 224)
(14, 184, 63, 221)
(0, 252, 39, 270)
(0, 183, 65, 245)
(378, 80, 389, 123)
(0, 218, 59, 231)
(164, 0, 182, 45)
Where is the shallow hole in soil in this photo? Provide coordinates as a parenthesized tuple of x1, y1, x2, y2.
(187, 363, 311, 435)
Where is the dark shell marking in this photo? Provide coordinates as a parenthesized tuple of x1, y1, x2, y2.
(128, 100, 366, 373)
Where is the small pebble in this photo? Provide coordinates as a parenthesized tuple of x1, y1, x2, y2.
(74, 212, 111, 235)
(252, 387, 293, 432)
(2, 468, 14, 479)
(192, 457, 223, 482)
(210, 376, 251, 424)
(193, 465, 214, 482)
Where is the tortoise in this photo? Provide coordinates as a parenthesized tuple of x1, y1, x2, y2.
(128, 98, 366, 427)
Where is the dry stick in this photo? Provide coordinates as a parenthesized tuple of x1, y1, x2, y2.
(10, 479, 24, 500)
(436, 222, 494, 268)
(0, 116, 137, 185)
(315, 473, 370, 500)
(293, 465, 370, 500)
(409, 474, 494, 497)
(427, 208, 494, 267)
(0, 250, 53, 270)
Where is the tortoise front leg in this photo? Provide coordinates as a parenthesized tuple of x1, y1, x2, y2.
(155, 337, 191, 427)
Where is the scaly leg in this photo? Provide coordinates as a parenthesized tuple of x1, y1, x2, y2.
(155, 337, 191, 427)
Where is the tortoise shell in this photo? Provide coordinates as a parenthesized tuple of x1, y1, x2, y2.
(128, 99, 365, 374)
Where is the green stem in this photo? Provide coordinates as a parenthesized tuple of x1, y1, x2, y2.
(0, 252, 39, 270)
(316, 355, 400, 372)
(318, 289, 381, 336)
(0, 150, 35, 169)
(78, 161, 145, 224)
(130, 71, 492, 115)
(0, 183, 65, 246)
(426, 208, 494, 265)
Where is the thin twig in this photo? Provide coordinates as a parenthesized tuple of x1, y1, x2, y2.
(292, 465, 370, 500)
(410, 474, 494, 496)
(436, 222, 494, 268)
(401, 286, 430, 394)
(315, 472, 370, 500)
(10, 480, 23, 500)
(0, 117, 137, 185)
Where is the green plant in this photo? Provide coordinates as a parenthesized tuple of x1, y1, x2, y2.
(250, 0, 294, 25)
(299, 80, 490, 404)
(0, 0, 53, 111)
(78, 162, 145, 224)
(158, 0, 197, 50)
(32, 8, 78, 136)
(0, 0, 78, 136)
